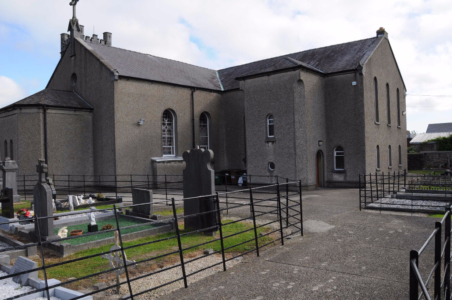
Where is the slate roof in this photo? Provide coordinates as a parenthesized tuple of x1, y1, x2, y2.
(426, 123, 452, 133)
(83, 36, 382, 91)
(2, 89, 93, 110)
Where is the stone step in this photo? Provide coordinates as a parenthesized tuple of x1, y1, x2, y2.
(395, 192, 452, 201)
(365, 197, 448, 214)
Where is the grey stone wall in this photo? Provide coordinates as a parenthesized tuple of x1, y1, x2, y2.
(47, 38, 116, 176)
(408, 151, 452, 170)
(362, 37, 407, 175)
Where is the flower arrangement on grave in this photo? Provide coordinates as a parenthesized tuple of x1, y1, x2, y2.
(17, 208, 33, 218)
(101, 224, 114, 231)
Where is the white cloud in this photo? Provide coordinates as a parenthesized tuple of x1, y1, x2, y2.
(0, 0, 451, 132)
(0, 76, 26, 107)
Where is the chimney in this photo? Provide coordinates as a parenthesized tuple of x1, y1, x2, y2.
(91, 34, 99, 43)
(103, 32, 112, 46)
(85, 36, 90, 42)
(376, 27, 388, 38)
(60, 33, 70, 56)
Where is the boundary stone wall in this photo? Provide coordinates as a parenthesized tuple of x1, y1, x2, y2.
(408, 151, 452, 170)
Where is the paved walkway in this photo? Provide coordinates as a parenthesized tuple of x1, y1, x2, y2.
(161, 188, 438, 300)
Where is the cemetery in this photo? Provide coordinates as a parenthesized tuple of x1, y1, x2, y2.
(0, 149, 303, 299)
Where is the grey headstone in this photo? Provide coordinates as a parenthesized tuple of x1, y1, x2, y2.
(203, 249, 214, 255)
(0, 216, 18, 231)
(0, 188, 14, 218)
(0, 158, 20, 203)
(11, 256, 38, 285)
(182, 148, 217, 234)
(93, 282, 107, 291)
(131, 189, 153, 218)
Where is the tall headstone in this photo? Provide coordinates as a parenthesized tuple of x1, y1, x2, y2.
(0, 188, 14, 218)
(0, 158, 20, 203)
(131, 189, 153, 218)
(33, 159, 58, 241)
(182, 147, 217, 235)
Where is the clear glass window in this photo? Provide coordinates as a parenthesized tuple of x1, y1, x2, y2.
(199, 113, 210, 150)
(267, 115, 274, 137)
(162, 110, 175, 156)
(334, 146, 344, 170)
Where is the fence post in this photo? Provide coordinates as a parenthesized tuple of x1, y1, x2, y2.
(398, 171, 400, 192)
(34, 214, 51, 300)
(382, 173, 385, 199)
(410, 250, 419, 300)
(298, 180, 303, 236)
(115, 175, 118, 200)
(215, 192, 227, 271)
(445, 207, 451, 299)
(249, 188, 260, 257)
(224, 173, 229, 215)
(393, 171, 396, 194)
(23, 174, 26, 201)
(404, 169, 407, 189)
(285, 178, 289, 228)
(369, 173, 373, 204)
(276, 182, 284, 245)
(434, 221, 442, 299)
(359, 174, 362, 211)
(375, 172, 379, 200)
(112, 205, 134, 299)
(68, 175, 71, 196)
(171, 198, 188, 288)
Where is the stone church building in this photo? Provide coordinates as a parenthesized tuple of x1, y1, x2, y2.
(0, 7, 407, 188)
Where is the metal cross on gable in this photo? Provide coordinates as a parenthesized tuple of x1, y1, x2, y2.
(36, 159, 48, 183)
(69, 0, 79, 20)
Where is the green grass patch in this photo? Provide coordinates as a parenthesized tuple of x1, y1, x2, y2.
(43, 220, 274, 281)
(0, 200, 32, 216)
(156, 207, 184, 216)
(54, 218, 154, 246)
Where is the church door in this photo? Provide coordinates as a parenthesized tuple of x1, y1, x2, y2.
(316, 151, 325, 187)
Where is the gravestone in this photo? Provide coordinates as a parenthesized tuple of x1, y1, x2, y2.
(0, 158, 20, 203)
(32, 159, 59, 241)
(88, 207, 98, 232)
(182, 147, 217, 235)
(0, 188, 14, 218)
(11, 256, 38, 285)
(131, 189, 153, 218)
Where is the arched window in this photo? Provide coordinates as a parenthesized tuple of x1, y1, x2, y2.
(10, 140, 13, 160)
(334, 146, 344, 170)
(399, 145, 402, 165)
(4, 140, 7, 159)
(162, 110, 176, 156)
(388, 145, 392, 167)
(386, 83, 391, 125)
(199, 112, 210, 150)
(267, 115, 274, 137)
(396, 88, 401, 127)
(377, 145, 380, 169)
(374, 77, 379, 122)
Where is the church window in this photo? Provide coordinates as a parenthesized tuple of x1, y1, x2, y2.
(386, 83, 391, 125)
(377, 145, 380, 170)
(388, 145, 392, 167)
(334, 146, 344, 170)
(71, 73, 77, 88)
(10, 140, 13, 160)
(162, 110, 175, 156)
(374, 77, 379, 123)
(397, 88, 401, 127)
(267, 115, 274, 137)
(199, 112, 210, 150)
(399, 145, 402, 165)
(268, 162, 275, 171)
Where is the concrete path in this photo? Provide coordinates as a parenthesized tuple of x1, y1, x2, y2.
(161, 188, 438, 300)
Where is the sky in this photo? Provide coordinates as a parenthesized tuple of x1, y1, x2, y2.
(0, 0, 451, 134)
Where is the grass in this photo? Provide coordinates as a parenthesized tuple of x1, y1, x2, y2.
(39, 220, 274, 284)
(156, 207, 184, 216)
(54, 218, 154, 246)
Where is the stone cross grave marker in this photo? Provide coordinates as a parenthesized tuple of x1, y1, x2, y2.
(11, 256, 38, 285)
(182, 147, 217, 235)
(33, 159, 58, 241)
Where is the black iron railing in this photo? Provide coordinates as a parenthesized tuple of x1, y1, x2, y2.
(0, 180, 303, 300)
(410, 207, 451, 300)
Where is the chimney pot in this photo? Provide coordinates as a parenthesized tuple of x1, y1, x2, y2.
(91, 34, 99, 43)
(103, 32, 112, 46)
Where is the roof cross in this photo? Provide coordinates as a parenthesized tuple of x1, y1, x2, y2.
(69, 0, 79, 20)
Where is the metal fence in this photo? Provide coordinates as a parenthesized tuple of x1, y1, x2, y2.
(410, 207, 451, 300)
(359, 171, 452, 212)
(0, 180, 303, 300)
(16, 173, 291, 202)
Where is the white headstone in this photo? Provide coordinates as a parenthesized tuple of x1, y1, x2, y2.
(87, 197, 94, 204)
(68, 196, 74, 212)
(88, 207, 96, 226)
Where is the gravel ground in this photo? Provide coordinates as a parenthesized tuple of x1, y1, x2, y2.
(0, 270, 35, 300)
(111, 254, 241, 299)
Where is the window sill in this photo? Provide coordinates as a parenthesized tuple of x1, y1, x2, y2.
(333, 170, 346, 173)
(375, 122, 380, 125)
(397, 126, 401, 129)
(399, 164, 403, 167)
(265, 137, 276, 143)
(151, 156, 184, 162)
(387, 124, 392, 127)
(388, 166, 392, 169)
(376, 168, 381, 172)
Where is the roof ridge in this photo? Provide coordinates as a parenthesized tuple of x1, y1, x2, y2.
(90, 43, 217, 72)
(218, 36, 377, 72)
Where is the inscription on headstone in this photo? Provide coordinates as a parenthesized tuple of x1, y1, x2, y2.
(11, 256, 38, 285)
